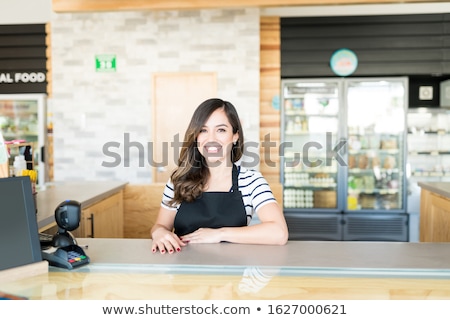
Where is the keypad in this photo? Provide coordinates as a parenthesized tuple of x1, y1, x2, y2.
(66, 250, 87, 266)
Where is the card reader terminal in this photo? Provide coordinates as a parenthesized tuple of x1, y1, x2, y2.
(41, 244, 90, 270)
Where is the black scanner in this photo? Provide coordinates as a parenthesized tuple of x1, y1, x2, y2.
(41, 200, 90, 269)
(52, 200, 81, 247)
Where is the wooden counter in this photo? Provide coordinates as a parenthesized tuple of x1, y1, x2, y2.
(1, 239, 450, 300)
(418, 182, 450, 242)
(36, 181, 128, 232)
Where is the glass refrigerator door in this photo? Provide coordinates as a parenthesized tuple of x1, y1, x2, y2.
(0, 94, 46, 184)
(345, 78, 407, 212)
(281, 79, 342, 211)
(407, 108, 450, 181)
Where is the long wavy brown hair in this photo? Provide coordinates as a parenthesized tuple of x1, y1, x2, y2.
(168, 98, 244, 205)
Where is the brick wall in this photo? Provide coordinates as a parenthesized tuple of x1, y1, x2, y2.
(50, 8, 260, 183)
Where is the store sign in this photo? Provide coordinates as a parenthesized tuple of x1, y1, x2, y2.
(0, 72, 46, 84)
(330, 48, 358, 77)
(95, 54, 116, 72)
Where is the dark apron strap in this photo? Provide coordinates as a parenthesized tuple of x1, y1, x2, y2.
(232, 164, 239, 192)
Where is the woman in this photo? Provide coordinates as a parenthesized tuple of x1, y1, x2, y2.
(151, 98, 288, 254)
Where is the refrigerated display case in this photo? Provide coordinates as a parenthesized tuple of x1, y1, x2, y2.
(407, 107, 450, 181)
(281, 77, 409, 241)
(281, 79, 341, 210)
(0, 94, 47, 185)
(406, 107, 450, 241)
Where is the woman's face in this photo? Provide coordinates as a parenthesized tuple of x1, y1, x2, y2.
(196, 108, 239, 165)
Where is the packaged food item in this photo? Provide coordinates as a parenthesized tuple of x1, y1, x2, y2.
(313, 190, 336, 208)
(371, 156, 380, 168)
(380, 139, 397, 149)
(348, 155, 356, 169)
(360, 194, 376, 208)
(383, 156, 396, 169)
(358, 155, 369, 169)
(347, 195, 358, 210)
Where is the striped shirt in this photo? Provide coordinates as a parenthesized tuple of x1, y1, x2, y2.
(161, 165, 277, 224)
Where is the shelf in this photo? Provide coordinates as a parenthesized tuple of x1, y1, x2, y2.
(409, 151, 450, 156)
(407, 130, 448, 135)
(6, 142, 35, 173)
(349, 148, 400, 154)
(284, 168, 337, 174)
(348, 132, 400, 137)
(284, 184, 337, 189)
(349, 188, 399, 195)
(283, 153, 332, 160)
(412, 171, 450, 177)
(285, 111, 338, 117)
(285, 130, 310, 135)
(349, 168, 400, 174)
(2, 132, 38, 139)
(284, 131, 338, 135)
(407, 107, 450, 114)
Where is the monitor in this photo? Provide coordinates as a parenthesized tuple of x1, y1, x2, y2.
(0, 176, 42, 271)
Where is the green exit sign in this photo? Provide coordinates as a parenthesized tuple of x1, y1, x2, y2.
(95, 54, 116, 72)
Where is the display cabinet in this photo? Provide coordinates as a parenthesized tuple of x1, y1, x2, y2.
(0, 94, 47, 185)
(406, 107, 450, 241)
(407, 108, 450, 181)
(281, 78, 409, 241)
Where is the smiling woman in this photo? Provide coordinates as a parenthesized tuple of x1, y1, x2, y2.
(150, 98, 288, 254)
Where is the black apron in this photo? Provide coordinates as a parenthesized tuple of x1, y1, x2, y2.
(174, 165, 247, 237)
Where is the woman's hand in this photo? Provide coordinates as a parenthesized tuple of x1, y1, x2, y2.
(181, 228, 222, 244)
(151, 227, 187, 254)
(151, 207, 186, 254)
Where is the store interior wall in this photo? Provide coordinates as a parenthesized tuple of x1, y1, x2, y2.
(0, 0, 51, 24)
(50, 9, 260, 183)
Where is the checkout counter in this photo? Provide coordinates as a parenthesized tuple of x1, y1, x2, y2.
(1, 238, 450, 300)
(1, 181, 450, 300)
(418, 182, 450, 242)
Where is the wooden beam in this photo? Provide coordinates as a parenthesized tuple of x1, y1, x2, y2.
(52, 0, 449, 13)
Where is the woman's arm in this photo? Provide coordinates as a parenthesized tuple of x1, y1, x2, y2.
(181, 201, 289, 245)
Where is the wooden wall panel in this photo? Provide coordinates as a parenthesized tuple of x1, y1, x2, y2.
(45, 23, 53, 181)
(260, 17, 283, 206)
(123, 184, 166, 239)
(52, 0, 446, 12)
(260, 16, 281, 184)
(45, 23, 52, 98)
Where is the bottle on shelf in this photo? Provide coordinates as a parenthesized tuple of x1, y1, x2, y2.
(13, 155, 27, 177)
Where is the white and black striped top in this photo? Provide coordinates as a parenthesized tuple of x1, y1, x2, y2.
(160, 165, 277, 225)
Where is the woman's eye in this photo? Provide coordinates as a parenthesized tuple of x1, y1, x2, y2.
(218, 128, 226, 133)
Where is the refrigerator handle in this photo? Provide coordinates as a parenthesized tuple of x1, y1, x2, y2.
(41, 146, 45, 163)
(342, 136, 348, 156)
(336, 135, 347, 158)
